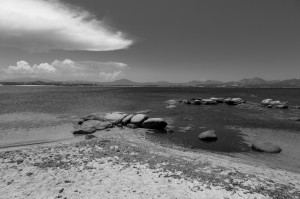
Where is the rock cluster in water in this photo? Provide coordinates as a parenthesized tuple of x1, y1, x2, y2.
(261, 99, 289, 109)
(165, 97, 246, 108)
(73, 112, 168, 135)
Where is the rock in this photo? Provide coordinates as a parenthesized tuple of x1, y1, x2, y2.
(130, 114, 148, 127)
(136, 110, 151, 114)
(261, 99, 273, 106)
(210, 97, 224, 103)
(252, 142, 281, 153)
(275, 104, 288, 109)
(121, 114, 134, 125)
(142, 118, 168, 130)
(225, 98, 244, 105)
(166, 105, 177, 109)
(183, 99, 191, 104)
(85, 134, 98, 140)
(201, 99, 217, 105)
(126, 124, 138, 129)
(191, 100, 201, 105)
(81, 120, 113, 130)
(104, 112, 128, 124)
(198, 130, 217, 141)
(80, 112, 107, 122)
(73, 127, 96, 135)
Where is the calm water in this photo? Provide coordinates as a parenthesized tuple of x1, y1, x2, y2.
(0, 86, 300, 172)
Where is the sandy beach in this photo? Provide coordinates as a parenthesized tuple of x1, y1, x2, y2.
(0, 127, 299, 199)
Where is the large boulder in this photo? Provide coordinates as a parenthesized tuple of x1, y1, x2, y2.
(121, 114, 134, 125)
(142, 118, 168, 130)
(104, 112, 128, 124)
(73, 127, 96, 135)
(201, 99, 217, 105)
(198, 130, 217, 141)
(130, 114, 148, 127)
(252, 142, 281, 153)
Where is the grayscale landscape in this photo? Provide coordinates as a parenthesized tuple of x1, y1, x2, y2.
(0, 0, 299, 199)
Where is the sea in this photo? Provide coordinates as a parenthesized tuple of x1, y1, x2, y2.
(0, 86, 299, 172)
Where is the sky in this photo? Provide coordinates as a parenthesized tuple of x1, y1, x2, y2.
(0, 0, 299, 82)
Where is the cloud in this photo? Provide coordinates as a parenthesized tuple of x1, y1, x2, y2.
(2, 59, 128, 81)
(0, 0, 133, 52)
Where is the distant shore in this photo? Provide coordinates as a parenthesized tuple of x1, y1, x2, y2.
(0, 127, 299, 199)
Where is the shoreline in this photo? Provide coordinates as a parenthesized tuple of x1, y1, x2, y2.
(0, 127, 299, 198)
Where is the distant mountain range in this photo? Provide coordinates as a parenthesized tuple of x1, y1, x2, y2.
(1, 77, 300, 87)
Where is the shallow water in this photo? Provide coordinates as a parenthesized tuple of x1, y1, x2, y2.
(0, 86, 299, 172)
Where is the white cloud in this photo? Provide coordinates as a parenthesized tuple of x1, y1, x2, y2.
(99, 71, 124, 81)
(0, 0, 133, 52)
(2, 59, 128, 81)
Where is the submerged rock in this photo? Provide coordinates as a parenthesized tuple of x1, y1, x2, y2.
(198, 130, 217, 141)
(73, 127, 96, 135)
(130, 114, 148, 127)
(142, 118, 168, 130)
(252, 142, 281, 153)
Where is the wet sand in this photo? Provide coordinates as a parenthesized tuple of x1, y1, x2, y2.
(0, 127, 299, 199)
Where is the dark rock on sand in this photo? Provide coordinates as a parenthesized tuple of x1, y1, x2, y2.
(198, 130, 217, 141)
(126, 124, 138, 129)
(121, 114, 134, 125)
(85, 134, 98, 140)
(130, 114, 149, 127)
(142, 118, 168, 130)
(73, 127, 96, 135)
(252, 142, 281, 153)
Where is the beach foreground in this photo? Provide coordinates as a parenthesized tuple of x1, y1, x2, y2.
(0, 128, 299, 199)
